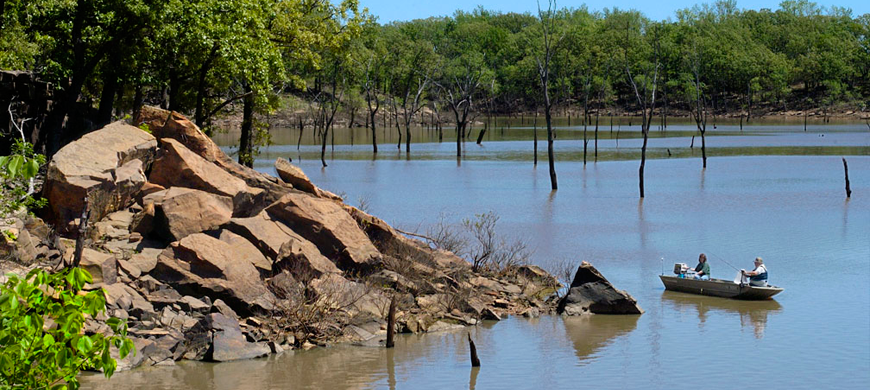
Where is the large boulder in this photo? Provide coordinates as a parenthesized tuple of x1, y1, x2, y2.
(152, 233, 275, 315)
(276, 240, 340, 282)
(43, 122, 157, 231)
(557, 263, 643, 315)
(148, 138, 263, 216)
(216, 230, 272, 277)
(102, 283, 154, 319)
(310, 273, 389, 318)
(227, 212, 316, 259)
(226, 212, 338, 280)
(274, 158, 318, 196)
(143, 187, 233, 241)
(135, 106, 291, 205)
(203, 313, 270, 362)
(345, 206, 469, 270)
(266, 193, 380, 270)
(80, 249, 118, 285)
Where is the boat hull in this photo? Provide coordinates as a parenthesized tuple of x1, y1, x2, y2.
(659, 275, 783, 300)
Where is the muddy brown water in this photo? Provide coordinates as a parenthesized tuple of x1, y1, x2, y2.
(83, 119, 869, 389)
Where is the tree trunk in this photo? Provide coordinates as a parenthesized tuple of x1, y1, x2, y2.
(97, 48, 121, 128)
(546, 107, 557, 190)
(843, 158, 852, 198)
(533, 110, 538, 165)
(238, 87, 254, 168)
(132, 82, 144, 123)
(701, 130, 707, 169)
(321, 123, 329, 167)
(468, 334, 481, 367)
(456, 123, 463, 158)
(405, 123, 411, 153)
(639, 127, 648, 198)
(297, 117, 304, 150)
(370, 111, 378, 154)
(594, 109, 599, 160)
(386, 296, 397, 348)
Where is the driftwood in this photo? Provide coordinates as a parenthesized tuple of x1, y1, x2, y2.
(385, 296, 397, 348)
(467, 333, 480, 367)
(842, 158, 852, 198)
(71, 196, 90, 268)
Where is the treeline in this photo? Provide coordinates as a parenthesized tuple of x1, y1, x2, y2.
(1, 0, 868, 167)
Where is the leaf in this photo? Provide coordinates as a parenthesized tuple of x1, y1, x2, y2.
(43, 333, 56, 347)
(24, 158, 40, 178)
(7, 155, 24, 178)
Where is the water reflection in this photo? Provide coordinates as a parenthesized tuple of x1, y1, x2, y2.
(662, 291, 783, 339)
(561, 315, 640, 364)
(469, 367, 480, 390)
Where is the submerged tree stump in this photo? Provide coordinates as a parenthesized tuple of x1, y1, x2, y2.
(467, 334, 480, 367)
(386, 296, 397, 348)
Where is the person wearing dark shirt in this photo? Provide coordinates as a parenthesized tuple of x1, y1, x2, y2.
(693, 253, 711, 280)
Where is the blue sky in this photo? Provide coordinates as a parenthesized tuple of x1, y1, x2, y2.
(360, 1, 869, 23)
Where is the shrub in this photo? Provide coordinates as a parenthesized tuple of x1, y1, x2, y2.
(0, 267, 133, 390)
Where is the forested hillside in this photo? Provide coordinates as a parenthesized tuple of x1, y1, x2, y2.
(1, 0, 868, 163)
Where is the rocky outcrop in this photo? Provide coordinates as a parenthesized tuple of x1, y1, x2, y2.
(149, 138, 263, 216)
(557, 263, 643, 315)
(152, 234, 275, 315)
(43, 122, 157, 230)
(143, 187, 233, 241)
(135, 106, 291, 205)
(11, 110, 577, 368)
(266, 193, 381, 270)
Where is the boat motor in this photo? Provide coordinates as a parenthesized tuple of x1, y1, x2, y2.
(673, 263, 689, 278)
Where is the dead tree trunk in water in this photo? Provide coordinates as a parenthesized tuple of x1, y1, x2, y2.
(476, 123, 486, 145)
(467, 334, 481, 367)
(625, 25, 660, 198)
(536, 0, 559, 190)
(689, 55, 708, 169)
(843, 158, 852, 198)
(385, 296, 397, 348)
(533, 109, 538, 165)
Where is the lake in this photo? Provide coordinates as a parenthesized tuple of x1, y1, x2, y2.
(83, 117, 870, 389)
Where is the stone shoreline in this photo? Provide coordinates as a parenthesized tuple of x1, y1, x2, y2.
(3, 107, 572, 370)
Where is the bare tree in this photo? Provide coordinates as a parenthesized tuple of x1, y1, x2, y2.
(624, 21, 660, 198)
(688, 40, 709, 169)
(362, 56, 382, 154)
(435, 67, 484, 159)
(535, 0, 562, 190)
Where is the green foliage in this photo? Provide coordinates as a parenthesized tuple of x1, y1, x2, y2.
(0, 267, 133, 390)
(0, 140, 47, 216)
(2, 231, 16, 242)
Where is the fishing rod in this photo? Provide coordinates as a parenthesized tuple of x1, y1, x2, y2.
(707, 251, 742, 272)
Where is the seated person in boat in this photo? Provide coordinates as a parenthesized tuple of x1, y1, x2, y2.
(742, 257, 768, 287)
(693, 253, 710, 280)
